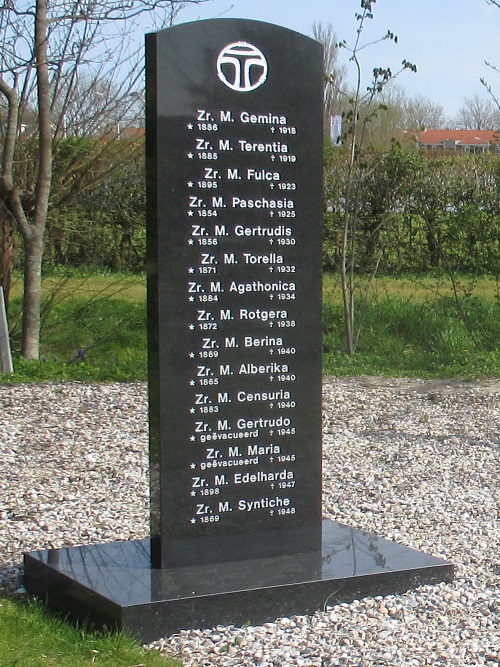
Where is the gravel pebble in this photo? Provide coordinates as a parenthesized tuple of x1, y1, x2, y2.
(0, 377, 499, 667)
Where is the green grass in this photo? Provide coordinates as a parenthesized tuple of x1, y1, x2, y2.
(6, 295, 148, 382)
(323, 294, 500, 378)
(9, 271, 146, 303)
(2, 273, 500, 383)
(322, 272, 500, 303)
(0, 596, 178, 667)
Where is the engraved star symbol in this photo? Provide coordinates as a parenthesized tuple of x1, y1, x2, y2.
(188, 296, 195, 302)
(189, 380, 196, 386)
(187, 123, 194, 129)
(187, 152, 194, 158)
(188, 267, 195, 273)
(190, 408, 196, 413)
(191, 491, 196, 496)
(187, 181, 194, 187)
(190, 435, 196, 441)
(190, 463, 197, 469)
(189, 352, 195, 358)
(189, 324, 195, 330)
(187, 210, 195, 216)
(188, 239, 194, 245)
(191, 518, 197, 523)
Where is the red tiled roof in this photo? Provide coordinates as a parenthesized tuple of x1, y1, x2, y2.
(416, 129, 500, 145)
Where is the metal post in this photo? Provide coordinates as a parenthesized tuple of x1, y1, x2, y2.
(0, 288, 13, 374)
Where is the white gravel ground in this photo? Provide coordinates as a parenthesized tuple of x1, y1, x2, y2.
(0, 378, 498, 666)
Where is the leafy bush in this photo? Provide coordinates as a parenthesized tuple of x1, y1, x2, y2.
(323, 148, 500, 277)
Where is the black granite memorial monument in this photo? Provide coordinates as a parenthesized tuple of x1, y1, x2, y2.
(147, 18, 324, 570)
(24, 19, 453, 643)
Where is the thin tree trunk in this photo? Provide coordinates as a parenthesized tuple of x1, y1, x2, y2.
(340, 53, 361, 357)
(21, 234, 44, 358)
(20, 0, 53, 359)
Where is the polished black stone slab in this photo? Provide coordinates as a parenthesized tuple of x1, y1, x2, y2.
(146, 19, 324, 568)
(24, 520, 453, 643)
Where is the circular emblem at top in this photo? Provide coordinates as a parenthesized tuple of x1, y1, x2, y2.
(216, 41, 268, 92)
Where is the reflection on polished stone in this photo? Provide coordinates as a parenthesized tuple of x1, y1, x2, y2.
(24, 520, 453, 642)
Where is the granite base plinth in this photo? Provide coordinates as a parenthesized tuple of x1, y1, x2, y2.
(24, 520, 453, 643)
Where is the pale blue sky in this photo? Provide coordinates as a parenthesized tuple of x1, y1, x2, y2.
(175, 0, 500, 119)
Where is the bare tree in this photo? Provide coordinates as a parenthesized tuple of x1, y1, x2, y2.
(402, 94, 445, 131)
(451, 95, 500, 130)
(312, 22, 348, 133)
(326, 0, 416, 355)
(0, 0, 212, 359)
(360, 82, 406, 151)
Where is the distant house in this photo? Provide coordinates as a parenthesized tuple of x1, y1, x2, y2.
(415, 129, 500, 154)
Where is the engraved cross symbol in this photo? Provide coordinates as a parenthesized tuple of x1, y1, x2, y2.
(216, 41, 268, 92)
